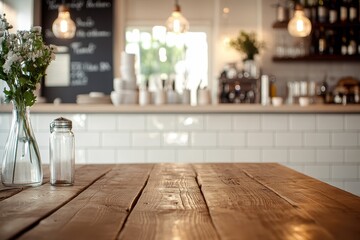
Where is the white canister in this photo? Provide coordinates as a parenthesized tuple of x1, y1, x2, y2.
(167, 90, 179, 104)
(153, 90, 167, 105)
(181, 89, 191, 105)
(261, 75, 270, 105)
(139, 90, 151, 106)
(198, 89, 211, 105)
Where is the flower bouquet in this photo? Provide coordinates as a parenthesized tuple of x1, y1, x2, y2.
(0, 14, 56, 186)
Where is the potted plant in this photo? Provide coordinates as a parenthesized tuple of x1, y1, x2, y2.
(229, 31, 265, 61)
(229, 31, 265, 78)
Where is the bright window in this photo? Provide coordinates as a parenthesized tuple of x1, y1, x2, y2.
(125, 26, 208, 95)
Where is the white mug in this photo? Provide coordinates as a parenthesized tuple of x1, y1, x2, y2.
(197, 89, 211, 105)
(181, 89, 191, 105)
(139, 90, 151, 106)
(167, 90, 179, 104)
(154, 90, 166, 105)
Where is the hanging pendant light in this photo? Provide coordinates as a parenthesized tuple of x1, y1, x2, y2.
(52, 4, 76, 39)
(166, 0, 189, 34)
(288, 4, 312, 37)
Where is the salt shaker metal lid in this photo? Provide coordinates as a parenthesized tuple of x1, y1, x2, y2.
(50, 117, 72, 133)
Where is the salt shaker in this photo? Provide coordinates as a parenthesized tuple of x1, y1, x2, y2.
(49, 117, 75, 186)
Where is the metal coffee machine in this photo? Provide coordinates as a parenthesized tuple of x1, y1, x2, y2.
(218, 64, 260, 104)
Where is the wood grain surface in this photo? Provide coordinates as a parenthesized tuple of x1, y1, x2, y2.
(1, 163, 359, 240)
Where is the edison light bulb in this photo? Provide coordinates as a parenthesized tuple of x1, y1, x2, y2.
(288, 6, 312, 37)
(166, 3, 189, 34)
(52, 5, 76, 39)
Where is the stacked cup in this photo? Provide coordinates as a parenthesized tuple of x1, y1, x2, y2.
(120, 52, 137, 90)
(111, 52, 138, 105)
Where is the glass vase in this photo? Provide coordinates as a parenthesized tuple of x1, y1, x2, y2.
(1, 102, 43, 187)
(243, 59, 260, 79)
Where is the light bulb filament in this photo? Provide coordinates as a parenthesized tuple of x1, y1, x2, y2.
(296, 20, 304, 32)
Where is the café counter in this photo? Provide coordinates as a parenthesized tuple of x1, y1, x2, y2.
(1, 103, 360, 113)
(1, 103, 360, 196)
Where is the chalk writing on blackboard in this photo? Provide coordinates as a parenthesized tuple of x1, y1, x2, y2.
(42, 0, 113, 103)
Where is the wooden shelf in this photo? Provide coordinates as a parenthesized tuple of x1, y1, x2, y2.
(272, 21, 289, 29)
(312, 22, 360, 29)
(272, 21, 360, 29)
(272, 55, 360, 62)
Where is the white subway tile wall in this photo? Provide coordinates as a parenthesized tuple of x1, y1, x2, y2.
(289, 115, 316, 130)
(345, 115, 360, 130)
(147, 149, 176, 163)
(0, 112, 359, 196)
(289, 149, 316, 163)
(262, 114, 288, 130)
(304, 132, 330, 147)
(177, 149, 204, 163)
(117, 149, 146, 163)
(262, 149, 288, 163)
(247, 132, 274, 147)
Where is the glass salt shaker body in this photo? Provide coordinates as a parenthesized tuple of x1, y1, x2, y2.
(50, 117, 75, 186)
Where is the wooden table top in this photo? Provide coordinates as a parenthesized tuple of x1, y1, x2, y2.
(1, 163, 360, 240)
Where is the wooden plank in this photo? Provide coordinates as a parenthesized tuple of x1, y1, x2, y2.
(0, 166, 50, 201)
(0, 186, 24, 201)
(238, 163, 360, 240)
(193, 163, 335, 240)
(239, 163, 360, 213)
(118, 163, 219, 240)
(0, 164, 113, 240)
(19, 164, 153, 240)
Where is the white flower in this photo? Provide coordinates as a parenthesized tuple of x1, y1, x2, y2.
(0, 16, 55, 107)
(31, 26, 42, 33)
(50, 44, 58, 52)
(3, 52, 20, 74)
(0, 20, 7, 31)
(51, 52, 56, 61)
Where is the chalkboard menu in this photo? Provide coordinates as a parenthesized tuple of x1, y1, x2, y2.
(41, 0, 113, 103)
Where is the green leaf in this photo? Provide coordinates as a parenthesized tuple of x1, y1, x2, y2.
(23, 90, 35, 107)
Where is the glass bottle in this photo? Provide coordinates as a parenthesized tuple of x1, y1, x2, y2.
(319, 80, 328, 102)
(220, 82, 230, 103)
(347, 29, 357, 55)
(358, 29, 360, 54)
(341, 30, 348, 55)
(340, 0, 349, 23)
(301, 0, 312, 19)
(318, 27, 327, 54)
(317, 0, 328, 23)
(349, 0, 358, 22)
(309, 0, 318, 23)
(276, 0, 288, 22)
(326, 29, 336, 55)
(49, 117, 75, 186)
(328, 0, 338, 23)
